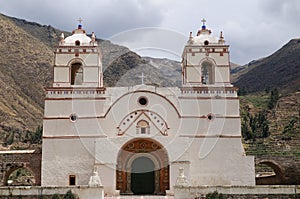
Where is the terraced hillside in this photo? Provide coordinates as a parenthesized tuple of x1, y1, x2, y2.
(241, 92, 300, 158)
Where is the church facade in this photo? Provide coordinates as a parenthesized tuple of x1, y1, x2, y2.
(41, 22, 255, 195)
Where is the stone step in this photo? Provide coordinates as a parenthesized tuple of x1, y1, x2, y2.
(105, 196, 174, 199)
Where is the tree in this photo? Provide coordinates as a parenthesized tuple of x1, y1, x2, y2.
(267, 88, 279, 109)
(241, 110, 270, 141)
(282, 118, 297, 134)
(237, 87, 247, 96)
(4, 131, 14, 146)
(28, 126, 43, 144)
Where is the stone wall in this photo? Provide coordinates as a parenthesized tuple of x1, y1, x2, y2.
(0, 152, 42, 186)
(0, 186, 104, 199)
(256, 156, 300, 185)
(174, 185, 300, 199)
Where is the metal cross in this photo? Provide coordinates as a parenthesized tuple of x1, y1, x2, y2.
(78, 17, 83, 24)
(201, 18, 206, 26)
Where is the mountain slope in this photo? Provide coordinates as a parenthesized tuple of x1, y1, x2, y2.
(0, 14, 52, 131)
(233, 39, 300, 94)
(0, 13, 178, 133)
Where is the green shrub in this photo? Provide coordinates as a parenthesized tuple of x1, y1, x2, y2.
(205, 191, 226, 199)
(51, 194, 62, 199)
(63, 190, 76, 199)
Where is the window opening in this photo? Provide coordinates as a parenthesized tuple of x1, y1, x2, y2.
(201, 61, 213, 84)
(69, 175, 76, 185)
(71, 62, 83, 85)
(137, 120, 150, 134)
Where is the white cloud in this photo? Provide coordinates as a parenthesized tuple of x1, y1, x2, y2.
(0, 0, 300, 64)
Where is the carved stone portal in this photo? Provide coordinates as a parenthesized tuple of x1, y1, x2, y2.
(116, 138, 169, 195)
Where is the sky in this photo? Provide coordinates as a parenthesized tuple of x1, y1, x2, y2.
(1, 0, 300, 64)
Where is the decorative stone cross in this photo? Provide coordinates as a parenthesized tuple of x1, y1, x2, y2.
(139, 72, 145, 85)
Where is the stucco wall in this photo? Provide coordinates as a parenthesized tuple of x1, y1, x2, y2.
(174, 185, 300, 199)
(0, 186, 104, 199)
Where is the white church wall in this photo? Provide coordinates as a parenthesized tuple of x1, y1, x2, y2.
(55, 54, 74, 66)
(185, 52, 229, 67)
(178, 99, 239, 116)
(210, 53, 229, 65)
(84, 67, 99, 83)
(215, 67, 230, 83)
(186, 53, 205, 66)
(177, 118, 241, 137)
(54, 67, 69, 82)
(100, 90, 182, 137)
(55, 53, 99, 66)
(186, 66, 201, 83)
(42, 139, 95, 186)
(79, 54, 99, 66)
(187, 138, 255, 186)
(96, 163, 118, 195)
(94, 136, 190, 165)
(43, 118, 104, 136)
(44, 99, 107, 117)
(97, 118, 119, 136)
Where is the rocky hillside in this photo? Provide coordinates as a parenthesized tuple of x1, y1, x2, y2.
(0, 13, 299, 157)
(233, 39, 300, 94)
(0, 14, 51, 133)
(104, 54, 180, 87)
(0, 13, 180, 135)
(240, 92, 300, 158)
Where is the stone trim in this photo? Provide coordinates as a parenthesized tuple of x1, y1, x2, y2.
(43, 135, 107, 139)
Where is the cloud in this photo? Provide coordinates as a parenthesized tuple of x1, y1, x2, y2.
(109, 27, 187, 60)
(1, 0, 300, 64)
(0, 0, 165, 38)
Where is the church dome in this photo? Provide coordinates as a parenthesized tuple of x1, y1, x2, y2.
(188, 19, 224, 46)
(193, 31, 219, 45)
(62, 24, 92, 46)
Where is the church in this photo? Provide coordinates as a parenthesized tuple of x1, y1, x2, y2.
(41, 20, 255, 196)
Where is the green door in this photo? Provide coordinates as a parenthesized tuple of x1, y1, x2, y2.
(131, 157, 155, 195)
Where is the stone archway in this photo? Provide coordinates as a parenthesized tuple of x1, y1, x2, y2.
(256, 160, 285, 185)
(0, 152, 41, 186)
(116, 138, 169, 195)
(4, 166, 36, 186)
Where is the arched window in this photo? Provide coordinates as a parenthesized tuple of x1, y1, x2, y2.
(71, 62, 83, 85)
(201, 61, 213, 84)
(75, 40, 80, 46)
(136, 120, 150, 134)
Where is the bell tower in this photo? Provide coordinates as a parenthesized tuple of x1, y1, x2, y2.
(181, 19, 230, 86)
(53, 22, 103, 87)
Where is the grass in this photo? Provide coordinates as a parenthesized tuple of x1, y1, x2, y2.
(239, 93, 269, 110)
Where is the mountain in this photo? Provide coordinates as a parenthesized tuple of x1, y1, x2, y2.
(142, 57, 181, 86)
(0, 13, 180, 135)
(103, 54, 180, 87)
(0, 13, 299, 155)
(0, 14, 52, 133)
(233, 39, 300, 94)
